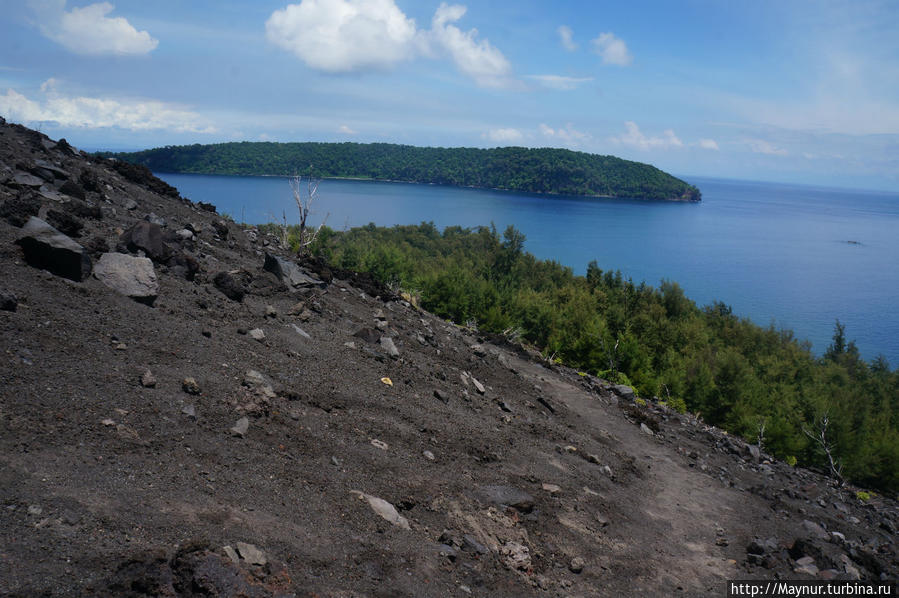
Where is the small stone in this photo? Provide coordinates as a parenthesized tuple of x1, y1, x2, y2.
(370, 439, 388, 450)
(640, 422, 654, 436)
(542, 483, 561, 494)
(748, 444, 761, 463)
(182, 377, 200, 395)
(101, 418, 115, 426)
(501, 541, 531, 571)
(344, 341, 356, 349)
(331, 456, 340, 466)
(602, 465, 613, 477)
(433, 389, 449, 403)
(470, 376, 486, 395)
(231, 417, 249, 437)
(794, 562, 819, 576)
(801, 520, 830, 541)
(202, 330, 211, 338)
(795, 556, 815, 567)
(586, 453, 601, 464)
(140, 370, 156, 388)
(350, 491, 410, 529)
(716, 537, 729, 546)
(265, 305, 278, 318)
(222, 545, 239, 564)
(569, 556, 586, 574)
(423, 450, 435, 461)
(379, 336, 399, 357)
(27, 505, 42, 516)
(461, 535, 489, 555)
(235, 542, 267, 566)
(459, 585, 471, 594)
(290, 323, 310, 339)
(181, 404, 196, 419)
(0, 291, 17, 312)
(248, 328, 265, 341)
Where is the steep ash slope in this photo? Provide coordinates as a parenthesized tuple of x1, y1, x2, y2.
(0, 119, 895, 597)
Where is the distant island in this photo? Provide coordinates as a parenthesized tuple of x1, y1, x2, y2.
(102, 142, 701, 202)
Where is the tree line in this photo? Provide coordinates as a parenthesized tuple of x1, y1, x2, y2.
(103, 142, 701, 201)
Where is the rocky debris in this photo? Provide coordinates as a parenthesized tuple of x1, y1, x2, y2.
(249, 328, 266, 341)
(353, 327, 381, 344)
(802, 519, 831, 541)
(93, 252, 159, 305)
(58, 179, 85, 200)
(102, 541, 292, 597)
(182, 404, 197, 419)
(0, 290, 16, 311)
(423, 450, 436, 461)
(370, 439, 389, 450)
(144, 212, 167, 227)
(12, 172, 44, 188)
(289, 323, 310, 339)
(434, 389, 450, 403)
(501, 541, 531, 571)
(108, 158, 181, 198)
(16, 216, 92, 281)
(263, 252, 324, 291)
(640, 422, 654, 436)
(350, 491, 411, 529)
(1, 194, 42, 226)
(612, 384, 636, 401)
(182, 377, 201, 395)
(231, 417, 249, 437)
(140, 370, 157, 388)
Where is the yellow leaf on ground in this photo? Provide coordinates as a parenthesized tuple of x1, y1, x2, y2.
(380, 377, 393, 386)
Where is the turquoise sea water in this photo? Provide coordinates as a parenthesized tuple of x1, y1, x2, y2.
(157, 172, 899, 365)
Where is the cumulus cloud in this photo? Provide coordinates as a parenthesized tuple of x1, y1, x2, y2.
(338, 124, 357, 134)
(698, 138, 720, 150)
(266, 1, 516, 88)
(483, 128, 523, 143)
(29, 0, 158, 55)
(557, 25, 577, 51)
(747, 138, 788, 155)
(526, 74, 592, 91)
(611, 121, 683, 150)
(591, 32, 632, 66)
(539, 123, 590, 147)
(427, 3, 515, 89)
(265, 0, 416, 72)
(0, 82, 215, 133)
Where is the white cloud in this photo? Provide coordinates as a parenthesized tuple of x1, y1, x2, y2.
(483, 128, 523, 143)
(698, 138, 720, 150)
(265, 0, 416, 72)
(338, 124, 357, 134)
(29, 0, 158, 56)
(557, 25, 577, 51)
(428, 3, 516, 89)
(266, 1, 516, 89)
(611, 121, 683, 150)
(539, 123, 590, 147)
(591, 32, 632, 66)
(526, 74, 592, 91)
(747, 138, 788, 155)
(0, 83, 215, 133)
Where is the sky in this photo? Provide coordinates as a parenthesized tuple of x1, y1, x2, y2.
(1, 0, 898, 190)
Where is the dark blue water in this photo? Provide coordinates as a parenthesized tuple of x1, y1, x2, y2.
(157, 172, 899, 365)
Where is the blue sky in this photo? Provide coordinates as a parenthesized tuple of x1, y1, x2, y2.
(1, 0, 897, 190)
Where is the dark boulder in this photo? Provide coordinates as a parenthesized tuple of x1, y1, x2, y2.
(0, 291, 16, 312)
(58, 179, 86, 200)
(167, 251, 200, 281)
(45, 209, 84, 238)
(120, 221, 172, 263)
(68, 200, 103, 220)
(78, 169, 102, 193)
(16, 217, 92, 281)
(213, 271, 251, 302)
(263, 252, 324, 290)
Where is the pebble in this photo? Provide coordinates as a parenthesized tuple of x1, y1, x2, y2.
(371, 439, 389, 450)
(640, 422, 654, 436)
(182, 377, 201, 395)
(423, 450, 435, 461)
(235, 542, 267, 566)
(140, 370, 157, 388)
(181, 404, 196, 419)
(569, 556, 586, 574)
(542, 483, 561, 494)
(248, 328, 265, 341)
(350, 491, 410, 529)
(231, 417, 249, 437)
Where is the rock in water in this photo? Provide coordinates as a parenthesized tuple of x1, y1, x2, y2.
(93, 253, 159, 305)
(16, 217, 92, 281)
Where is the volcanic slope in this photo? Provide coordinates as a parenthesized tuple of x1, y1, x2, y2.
(0, 119, 896, 597)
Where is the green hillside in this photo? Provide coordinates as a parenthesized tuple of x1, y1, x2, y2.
(104, 142, 701, 201)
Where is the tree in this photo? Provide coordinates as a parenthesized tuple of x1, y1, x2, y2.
(289, 173, 328, 254)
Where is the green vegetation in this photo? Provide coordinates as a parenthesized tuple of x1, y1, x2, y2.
(308, 221, 899, 493)
(102, 142, 700, 201)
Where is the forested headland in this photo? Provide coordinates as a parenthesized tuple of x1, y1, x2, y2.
(286, 221, 898, 493)
(103, 142, 701, 201)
